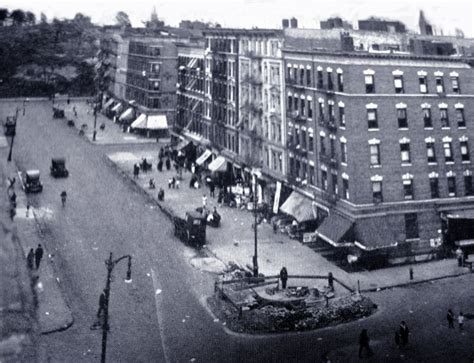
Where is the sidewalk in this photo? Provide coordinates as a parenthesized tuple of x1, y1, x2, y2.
(0, 156, 73, 334)
(107, 150, 470, 293)
(56, 100, 157, 145)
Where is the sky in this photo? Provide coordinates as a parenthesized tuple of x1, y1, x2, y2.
(3, 0, 474, 37)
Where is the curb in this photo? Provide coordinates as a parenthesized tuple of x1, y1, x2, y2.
(359, 270, 470, 293)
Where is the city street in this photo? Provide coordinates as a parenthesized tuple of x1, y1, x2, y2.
(3, 100, 474, 362)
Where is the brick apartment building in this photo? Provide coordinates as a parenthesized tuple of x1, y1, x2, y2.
(284, 48, 474, 265)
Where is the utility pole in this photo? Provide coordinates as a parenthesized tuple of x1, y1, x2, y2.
(252, 173, 259, 277)
(100, 252, 132, 363)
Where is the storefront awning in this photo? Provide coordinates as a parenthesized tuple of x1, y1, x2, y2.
(208, 156, 227, 172)
(196, 149, 212, 165)
(145, 115, 168, 130)
(456, 239, 474, 247)
(447, 210, 474, 219)
(111, 102, 122, 113)
(279, 191, 317, 223)
(119, 107, 134, 121)
(131, 114, 147, 128)
(315, 213, 353, 247)
(353, 217, 399, 251)
(103, 98, 115, 110)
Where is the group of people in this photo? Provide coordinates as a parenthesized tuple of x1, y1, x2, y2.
(26, 244, 44, 270)
(447, 308, 465, 330)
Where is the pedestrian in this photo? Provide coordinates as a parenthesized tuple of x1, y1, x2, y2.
(168, 178, 173, 189)
(35, 244, 44, 270)
(217, 190, 224, 206)
(394, 331, 401, 349)
(202, 194, 207, 208)
(157, 159, 163, 172)
(399, 321, 409, 347)
(73, 106, 77, 117)
(26, 203, 30, 218)
(458, 311, 465, 330)
(175, 179, 180, 189)
(447, 309, 455, 328)
(166, 158, 171, 171)
(456, 247, 464, 267)
(97, 289, 106, 318)
(210, 182, 215, 198)
(280, 266, 288, 289)
(26, 248, 35, 270)
(358, 329, 373, 358)
(133, 163, 140, 179)
(67, 97, 70, 105)
(172, 177, 176, 189)
(158, 188, 165, 201)
(191, 162, 196, 175)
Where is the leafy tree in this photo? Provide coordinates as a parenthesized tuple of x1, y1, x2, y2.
(0, 8, 9, 22)
(40, 12, 47, 24)
(25, 11, 36, 25)
(115, 11, 131, 28)
(10, 9, 26, 25)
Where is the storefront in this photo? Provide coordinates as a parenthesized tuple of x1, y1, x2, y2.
(446, 209, 474, 254)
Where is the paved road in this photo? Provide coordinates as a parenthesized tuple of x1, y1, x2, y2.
(4, 100, 474, 362)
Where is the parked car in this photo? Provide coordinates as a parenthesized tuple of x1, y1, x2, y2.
(24, 170, 43, 193)
(173, 211, 206, 246)
(50, 157, 69, 178)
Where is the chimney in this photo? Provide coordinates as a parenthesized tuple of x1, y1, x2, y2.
(282, 19, 289, 29)
(290, 17, 298, 28)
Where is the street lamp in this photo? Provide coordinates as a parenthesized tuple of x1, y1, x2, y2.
(100, 252, 132, 363)
(6, 109, 18, 162)
(252, 173, 259, 277)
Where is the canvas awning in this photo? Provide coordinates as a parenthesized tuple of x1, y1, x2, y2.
(131, 114, 147, 128)
(208, 156, 227, 172)
(119, 108, 134, 121)
(315, 213, 353, 247)
(103, 98, 115, 110)
(146, 115, 168, 130)
(111, 102, 122, 113)
(279, 191, 317, 223)
(196, 150, 212, 165)
(353, 217, 399, 251)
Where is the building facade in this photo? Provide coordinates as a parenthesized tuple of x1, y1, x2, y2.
(284, 48, 474, 262)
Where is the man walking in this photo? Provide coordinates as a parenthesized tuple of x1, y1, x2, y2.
(399, 321, 409, 347)
(280, 266, 288, 289)
(27, 248, 35, 270)
(358, 329, 373, 358)
(458, 311, 464, 330)
(35, 244, 44, 270)
(447, 309, 455, 328)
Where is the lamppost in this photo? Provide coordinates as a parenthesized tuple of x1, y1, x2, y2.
(252, 173, 259, 277)
(100, 252, 132, 363)
(93, 101, 98, 141)
(6, 109, 18, 162)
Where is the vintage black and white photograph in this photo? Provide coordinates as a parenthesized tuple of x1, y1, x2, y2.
(1, 0, 473, 361)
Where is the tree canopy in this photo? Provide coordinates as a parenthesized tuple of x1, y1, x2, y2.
(116, 11, 131, 28)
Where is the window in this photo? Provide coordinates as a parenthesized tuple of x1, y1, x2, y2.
(293, 97, 299, 112)
(394, 76, 404, 93)
(443, 141, 453, 162)
(447, 175, 456, 196)
(287, 95, 292, 110)
(451, 76, 460, 94)
(308, 132, 314, 152)
(341, 141, 347, 163)
(419, 76, 428, 93)
(337, 71, 344, 92)
(328, 103, 335, 123)
(307, 100, 313, 118)
(299, 68, 305, 85)
(287, 65, 292, 80)
(342, 177, 349, 199)
(306, 68, 312, 86)
(426, 141, 436, 163)
(397, 108, 408, 128)
(372, 181, 383, 203)
(400, 142, 411, 164)
(309, 165, 314, 185)
(403, 179, 414, 200)
(436, 76, 444, 93)
(327, 71, 334, 91)
(423, 107, 432, 128)
(460, 140, 470, 161)
(318, 100, 324, 121)
(365, 75, 375, 93)
(369, 144, 380, 166)
(367, 109, 378, 129)
(456, 108, 465, 127)
(331, 173, 338, 194)
(405, 213, 419, 239)
(321, 169, 328, 190)
(301, 129, 307, 149)
(430, 177, 440, 198)
(300, 98, 306, 116)
(465, 174, 474, 196)
(339, 104, 345, 127)
(320, 135, 326, 154)
(330, 137, 336, 158)
(440, 108, 449, 128)
(317, 69, 324, 88)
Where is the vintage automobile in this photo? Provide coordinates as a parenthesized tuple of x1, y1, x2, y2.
(3, 115, 16, 136)
(53, 107, 65, 119)
(50, 157, 69, 178)
(24, 170, 43, 193)
(173, 211, 206, 246)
